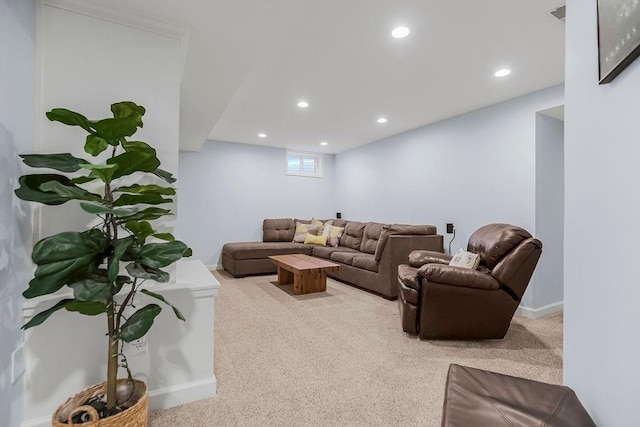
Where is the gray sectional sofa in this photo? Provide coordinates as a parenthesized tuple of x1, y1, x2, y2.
(222, 218, 443, 299)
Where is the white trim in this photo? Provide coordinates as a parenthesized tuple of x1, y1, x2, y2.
(148, 377, 217, 411)
(21, 378, 217, 427)
(515, 301, 563, 319)
(206, 264, 223, 271)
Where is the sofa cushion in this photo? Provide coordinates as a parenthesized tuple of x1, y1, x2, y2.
(311, 218, 333, 235)
(311, 246, 358, 259)
(331, 251, 360, 265)
(263, 218, 295, 242)
(467, 223, 532, 269)
(326, 225, 345, 247)
(293, 222, 319, 243)
(222, 242, 311, 260)
(360, 222, 387, 254)
(304, 233, 327, 246)
(339, 221, 366, 250)
(352, 254, 378, 272)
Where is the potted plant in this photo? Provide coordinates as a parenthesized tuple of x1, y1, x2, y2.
(15, 101, 191, 425)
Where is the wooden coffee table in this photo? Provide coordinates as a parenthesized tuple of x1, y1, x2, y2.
(268, 254, 340, 295)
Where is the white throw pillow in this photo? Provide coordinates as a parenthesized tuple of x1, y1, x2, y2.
(449, 248, 481, 270)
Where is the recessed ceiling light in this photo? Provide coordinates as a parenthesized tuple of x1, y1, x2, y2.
(297, 101, 309, 108)
(377, 117, 388, 123)
(494, 68, 511, 77)
(320, 141, 328, 146)
(258, 133, 267, 138)
(391, 26, 410, 38)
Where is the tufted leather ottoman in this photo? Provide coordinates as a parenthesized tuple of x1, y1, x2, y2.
(441, 364, 595, 427)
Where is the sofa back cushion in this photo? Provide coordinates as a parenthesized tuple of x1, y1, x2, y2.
(263, 218, 295, 242)
(339, 221, 366, 250)
(467, 223, 532, 268)
(360, 222, 386, 254)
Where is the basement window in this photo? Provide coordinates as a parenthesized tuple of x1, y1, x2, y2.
(286, 150, 323, 177)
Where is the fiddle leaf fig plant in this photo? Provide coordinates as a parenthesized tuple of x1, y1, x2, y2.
(15, 101, 191, 413)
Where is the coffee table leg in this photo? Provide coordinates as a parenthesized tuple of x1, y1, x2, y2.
(277, 266, 294, 285)
(293, 269, 327, 295)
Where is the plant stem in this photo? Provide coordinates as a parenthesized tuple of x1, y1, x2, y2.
(106, 296, 118, 408)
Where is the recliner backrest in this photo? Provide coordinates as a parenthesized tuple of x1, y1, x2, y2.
(491, 238, 542, 299)
(467, 224, 532, 269)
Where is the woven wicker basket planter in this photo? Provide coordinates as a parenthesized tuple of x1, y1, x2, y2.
(51, 379, 148, 427)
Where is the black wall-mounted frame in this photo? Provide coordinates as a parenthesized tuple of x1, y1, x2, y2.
(597, 0, 640, 84)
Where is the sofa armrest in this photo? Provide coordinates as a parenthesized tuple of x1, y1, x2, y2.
(409, 250, 452, 267)
(417, 264, 500, 290)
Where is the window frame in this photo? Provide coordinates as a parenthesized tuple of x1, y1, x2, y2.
(285, 150, 324, 178)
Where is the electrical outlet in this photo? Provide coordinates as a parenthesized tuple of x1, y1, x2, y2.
(336, 212, 342, 219)
(126, 337, 148, 357)
(11, 343, 25, 384)
(446, 223, 454, 234)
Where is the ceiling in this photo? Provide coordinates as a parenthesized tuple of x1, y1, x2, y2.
(102, 0, 566, 154)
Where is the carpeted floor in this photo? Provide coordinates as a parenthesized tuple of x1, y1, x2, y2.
(149, 271, 563, 426)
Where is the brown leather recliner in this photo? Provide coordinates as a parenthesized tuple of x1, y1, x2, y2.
(397, 224, 542, 339)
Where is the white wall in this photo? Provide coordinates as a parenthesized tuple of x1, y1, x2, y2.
(564, 1, 640, 424)
(534, 114, 564, 309)
(35, 0, 184, 240)
(176, 140, 337, 267)
(0, 1, 35, 425)
(335, 85, 563, 309)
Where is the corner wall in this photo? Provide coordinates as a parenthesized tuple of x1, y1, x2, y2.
(564, 1, 640, 424)
(176, 140, 337, 267)
(0, 1, 36, 426)
(335, 84, 563, 310)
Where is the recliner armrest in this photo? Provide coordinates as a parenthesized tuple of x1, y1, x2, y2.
(409, 250, 452, 267)
(417, 264, 500, 290)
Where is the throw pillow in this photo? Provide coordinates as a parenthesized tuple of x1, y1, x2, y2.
(312, 218, 334, 236)
(326, 225, 345, 247)
(304, 233, 327, 246)
(449, 248, 481, 270)
(293, 222, 319, 243)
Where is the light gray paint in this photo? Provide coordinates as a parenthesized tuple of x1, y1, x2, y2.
(0, 0, 35, 425)
(534, 114, 564, 309)
(564, 1, 640, 424)
(176, 140, 337, 266)
(335, 85, 563, 309)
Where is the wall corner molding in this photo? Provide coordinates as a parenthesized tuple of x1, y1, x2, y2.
(515, 301, 563, 319)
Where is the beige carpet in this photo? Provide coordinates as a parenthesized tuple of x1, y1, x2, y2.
(149, 271, 563, 426)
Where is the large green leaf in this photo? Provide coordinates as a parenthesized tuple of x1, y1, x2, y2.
(22, 299, 74, 330)
(124, 220, 154, 244)
(39, 180, 103, 203)
(111, 102, 145, 128)
(113, 193, 172, 207)
(78, 163, 118, 184)
(117, 207, 172, 223)
(108, 151, 160, 179)
(66, 301, 106, 315)
(152, 233, 175, 242)
(69, 274, 113, 303)
(108, 237, 134, 282)
(153, 169, 176, 184)
(15, 174, 75, 205)
(141, 289, 184, 321)
(138, 241, 190, 268)
(71, 175, 97, 185)
(125, 262, 169, 283)
(46, 108, 92, 132)
(85, 135, 109, 156)
(91, 117, 139, 143)
(114, 184, 175, 196)
(25, 230, 109, 298)
(19, 153, 89, 172)
(122, 140, 154, 154)
(119, 304, 161, 342)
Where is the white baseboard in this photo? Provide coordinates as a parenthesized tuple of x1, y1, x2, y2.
(21, 378, 217, 427)
(206, 264, 222, 271)
(515, 301, 563, 319)
(148, 377, 217, 411)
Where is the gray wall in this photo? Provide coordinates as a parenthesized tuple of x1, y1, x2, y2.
(534, 114, 564, 309)
(564, 1, 640, 424)
(176, 140, 337, 266)
(0, 0, 35, 425)
(335, 84, 563, 308)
